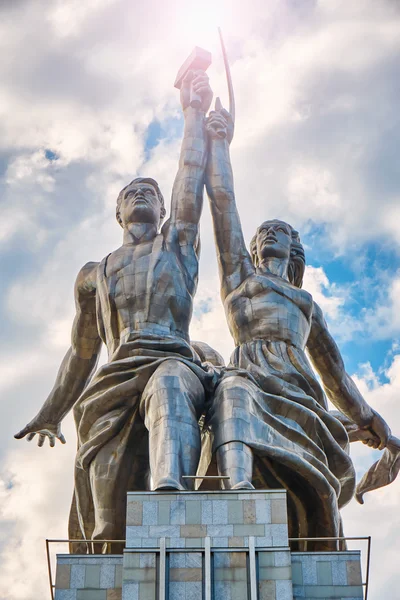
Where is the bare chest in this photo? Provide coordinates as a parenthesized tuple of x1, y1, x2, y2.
(99, 244, 194, 314)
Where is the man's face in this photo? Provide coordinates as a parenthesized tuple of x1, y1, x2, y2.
(256, 220, 292, 263)
(119, 182, 161, 228)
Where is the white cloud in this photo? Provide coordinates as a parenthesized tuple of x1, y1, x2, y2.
(303, 265, 346, 320)
(342, 352, 400, 599)
(362, 273, 400, 339)
(0, 426, 76, 600)
(190, 275, 233, 363)
(1, 1, 400, 598)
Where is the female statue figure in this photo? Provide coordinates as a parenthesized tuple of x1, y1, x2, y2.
(204, 105, 392, 548)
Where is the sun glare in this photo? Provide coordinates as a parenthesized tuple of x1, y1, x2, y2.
(179, 1, 227, 50)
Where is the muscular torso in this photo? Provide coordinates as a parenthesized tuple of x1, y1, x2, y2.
(225, 271, 313, 349)
(82, 227, 198, 359)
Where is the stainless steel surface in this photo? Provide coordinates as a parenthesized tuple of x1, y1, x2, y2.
(248, 536, 257, 600)
(181, 475, 230, 479)
(45, 539, 54, 600)
(159, 537, 166, 600)
(218, 28, 235, 127)
(365, 536, 371, 600)
(15, 45, 399, 564)
(15, 62, 216, 552)
(336, 411, 400, 503)
(204, 536, 211, 600)
(204, 105, 394, 549)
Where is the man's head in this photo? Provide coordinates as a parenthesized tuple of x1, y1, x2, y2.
(116, 177, 166, 229)
(250, 219, 305, 287)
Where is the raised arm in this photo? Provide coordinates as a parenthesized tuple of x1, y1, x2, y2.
(14, 262, 102, 447)
(307, 302, 390, 449)
(205, 106, 254, 300)
(168, 70, 212, 243)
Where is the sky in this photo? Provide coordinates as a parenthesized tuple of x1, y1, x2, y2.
(0, 0, 399, 597)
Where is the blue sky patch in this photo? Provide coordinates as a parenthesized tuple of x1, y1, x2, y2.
(44, 148, 59, 161)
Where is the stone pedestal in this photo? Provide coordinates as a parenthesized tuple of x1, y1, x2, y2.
(55, 490, 364, 600)
(124, 490, 291, 600)
(54, 555, 122, 599)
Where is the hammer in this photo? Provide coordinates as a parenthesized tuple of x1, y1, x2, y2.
(174, 46, 212, 109)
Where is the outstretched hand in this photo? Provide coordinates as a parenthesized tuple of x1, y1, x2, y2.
(15, 417, 66, 448)
(206, 98, 234, 144)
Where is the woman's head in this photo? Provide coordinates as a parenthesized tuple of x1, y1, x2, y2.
(250, 219, 305, 288)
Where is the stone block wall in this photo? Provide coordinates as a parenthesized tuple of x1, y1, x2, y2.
(126, 490, 288, 549)
(213, 551, 248, 599)
(53, 492, 366, 600)
(122, 552, 157, 600)
(291, 551, 363, 599)
(55, 555, 122, 600)
(169, 552, 203, 599)
(123, 490, 293, 599)
(258, 550, 293, 600)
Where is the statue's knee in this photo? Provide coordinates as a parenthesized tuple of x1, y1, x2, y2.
(215, 378, 251, 407)
(145, 362, 203, 408)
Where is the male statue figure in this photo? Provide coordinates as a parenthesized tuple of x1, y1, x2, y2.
(15, 70, 216, 552)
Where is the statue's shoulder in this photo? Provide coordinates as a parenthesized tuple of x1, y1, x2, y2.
(74, 261, 100, 300)
(310, 300, 328, 334)
(311, 300, 323, 322)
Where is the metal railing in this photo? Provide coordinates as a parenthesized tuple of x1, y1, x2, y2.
(46, 534, 371, 600)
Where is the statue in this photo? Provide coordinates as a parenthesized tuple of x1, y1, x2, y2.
(14, 67, 218, 553)
(13, 41, 400, 557)
(203, 104, 398, 549)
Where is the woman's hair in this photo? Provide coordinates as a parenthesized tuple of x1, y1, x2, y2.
(249, 220, 306, 288)
(116, 177, 166, 227)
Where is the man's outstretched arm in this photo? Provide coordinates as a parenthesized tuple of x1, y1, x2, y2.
(168, 70, 212, 242)
(14, 262, 102, 447)
(307, 302, 390, 450)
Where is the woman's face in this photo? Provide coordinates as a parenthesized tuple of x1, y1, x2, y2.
(256, 220, 292, 263)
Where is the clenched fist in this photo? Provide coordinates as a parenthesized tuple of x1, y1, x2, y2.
(180, 70, 213, 113)
(206, 99, 234, 144)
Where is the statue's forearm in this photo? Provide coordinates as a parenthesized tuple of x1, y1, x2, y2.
(308, 305, 375, 426)
(36, 347, 99, 424)
(323, 370, 374, 426)
(206, 137, 235, 208)
(179, 108, 207, 168)
(206, 137, 252, 288)
(170, 108, 207, 225)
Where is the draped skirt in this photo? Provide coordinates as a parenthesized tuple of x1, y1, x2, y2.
(208, 340, 356, 550)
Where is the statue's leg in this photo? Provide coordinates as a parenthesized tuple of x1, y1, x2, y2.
(217, 441, 255, 490)
(140, 360, 205, 491)
(89, 421, 149, 553)
(210, 376, 255, 490)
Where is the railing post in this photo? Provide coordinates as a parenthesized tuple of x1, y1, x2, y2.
(204, 536, 212, 600)
(249, 536, 257, 600)
(45, 539, 54, 600)
(159, 537, 166, 600)
(365, 536, 371, 600)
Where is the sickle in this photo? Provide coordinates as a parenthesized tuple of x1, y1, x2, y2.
(218, 27, 235, 125)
